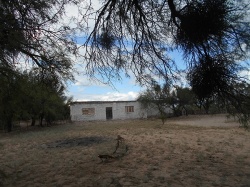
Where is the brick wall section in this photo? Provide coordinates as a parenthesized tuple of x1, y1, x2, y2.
(70, 101, 147, 121)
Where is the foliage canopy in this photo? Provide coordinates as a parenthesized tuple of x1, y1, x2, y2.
(84, 0, 250, 125)
(0, 0, 79, 79)
(84, 0, 250, 84)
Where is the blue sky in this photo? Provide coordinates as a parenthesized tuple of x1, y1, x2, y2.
(63, 2, 250, 102)
(66, 49, 188, 101)
(62, 2, 192, 101)
(66, 49, 250, 101)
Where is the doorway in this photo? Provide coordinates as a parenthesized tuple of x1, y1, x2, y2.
(106, 107, 113, 120)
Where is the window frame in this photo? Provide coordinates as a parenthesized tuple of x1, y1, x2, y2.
(82, 108, 95, 116)
(125, 106, 134, 113)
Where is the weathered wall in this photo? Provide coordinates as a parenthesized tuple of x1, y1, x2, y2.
(70, 101, 147, 121)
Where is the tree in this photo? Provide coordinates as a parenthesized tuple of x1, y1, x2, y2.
(83, 0, 250, 125)
(0, 0, 79, 79)
(84, 0, 250, 81)
(221, 82, 250, 128)
(0, 1, 77, 131)
(194, 97, 214, 114)
(0, 66, 72, 132)
(0, 65, 23, 132)
(176, 87, 195, 115)
(138, 80, 175, 124)
(1, 0, 250, 126)
(63, 96, 74, 121)
(22, 68, 70, 126)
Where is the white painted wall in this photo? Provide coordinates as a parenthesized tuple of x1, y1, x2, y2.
(70, 101, 147, 121)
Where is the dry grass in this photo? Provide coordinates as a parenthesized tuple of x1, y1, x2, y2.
(0, 115, 250, 187)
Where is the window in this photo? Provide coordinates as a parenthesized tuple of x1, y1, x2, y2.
(125, 106, 134, 113)
(82, 108, 95, 115)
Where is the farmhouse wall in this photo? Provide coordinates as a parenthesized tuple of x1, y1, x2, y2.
(70, 101, 147, 121)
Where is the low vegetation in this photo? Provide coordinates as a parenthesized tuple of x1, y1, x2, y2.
(138, 80, 250, 127)
(1, 115, 249, 186)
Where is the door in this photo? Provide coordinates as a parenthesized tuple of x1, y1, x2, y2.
(106, 107, 113, 120)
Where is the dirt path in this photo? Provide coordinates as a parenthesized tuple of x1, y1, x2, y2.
(167, 114, 240, 127)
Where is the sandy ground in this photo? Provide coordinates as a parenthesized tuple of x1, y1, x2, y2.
(167, 114, 240, 127)
(0, 114, 249, 187)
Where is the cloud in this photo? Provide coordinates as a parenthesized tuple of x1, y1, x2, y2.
(69, 91, 139, 101)
(74, 75, 108, 87)
(239, 69, 250, 81)
(61, 0, 102, 35)
(74, 78, 92, 86)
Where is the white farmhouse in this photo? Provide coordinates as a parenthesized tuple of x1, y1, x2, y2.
(70, 101, 148, 121)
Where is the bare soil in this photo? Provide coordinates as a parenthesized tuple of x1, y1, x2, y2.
(0, 114, 249, 187)
(167, 114, 240, 127)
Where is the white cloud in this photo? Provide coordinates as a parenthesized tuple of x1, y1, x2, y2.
(74, 77, 92, 86)
(74, 74, 108, 87)
(69, 91, 139, 101)
(61, 0, 102, 35)
(239, 69, 250, 81)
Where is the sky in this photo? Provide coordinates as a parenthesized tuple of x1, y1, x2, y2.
(64, 1, 250, 102)
(62, 2, 132, 101)
(63, 2, 187, 102)
(66, 70, 145, 101)
(65, 49, 187, 101)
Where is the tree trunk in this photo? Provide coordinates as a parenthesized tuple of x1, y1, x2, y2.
(6, 117, 12, 132)
(182, 107, 188, 116)
(31, 117, 36, 126)
(39, 113, 44, 127)
(203, 99, 210, 114)
(171, 104, 178, 117)
(203, 104, 209, 114)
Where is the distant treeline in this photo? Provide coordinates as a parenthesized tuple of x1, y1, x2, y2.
(138, 80, 250, 127)
(0, 67, 73, 132)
